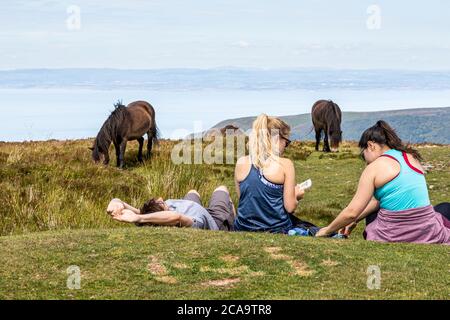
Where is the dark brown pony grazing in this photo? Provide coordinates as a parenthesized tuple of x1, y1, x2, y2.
(311, 100, 342, 152)
(90, 100, 159, 168)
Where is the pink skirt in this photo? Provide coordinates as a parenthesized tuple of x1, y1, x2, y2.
(365, 205, 450, 245)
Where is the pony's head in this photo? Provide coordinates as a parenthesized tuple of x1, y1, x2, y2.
(329, 125, 342, 152)
(90, 137, 107, 163)
(90, 100, 126, 164)
(328, 101, 342, 152)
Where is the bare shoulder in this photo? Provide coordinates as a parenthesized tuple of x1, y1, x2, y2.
(370, 156, 399, 172)
(368, 155, 401, 185)
(374, 155, 397, 165)
(235, 156, 251, 181)
(236, 155, 250, 166)
(279, 157, 294, 168)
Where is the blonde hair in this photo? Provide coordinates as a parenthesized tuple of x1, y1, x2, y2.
(249, 114, 291, 169)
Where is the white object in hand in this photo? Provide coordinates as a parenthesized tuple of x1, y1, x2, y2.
(298, 179, 312, 190)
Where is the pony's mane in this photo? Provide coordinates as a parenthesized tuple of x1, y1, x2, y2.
(113, 100, 126, 109)
(326, 100, 341, 133)
(94, 100, 128, 152)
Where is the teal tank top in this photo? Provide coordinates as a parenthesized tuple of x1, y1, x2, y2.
(374, 149, 430, 211)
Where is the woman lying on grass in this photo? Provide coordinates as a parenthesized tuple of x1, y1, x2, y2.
(107, 186, 235, 231)
(316, 120, 450, 244)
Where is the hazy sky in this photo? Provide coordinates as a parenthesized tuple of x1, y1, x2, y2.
(1, 0, 449, 70)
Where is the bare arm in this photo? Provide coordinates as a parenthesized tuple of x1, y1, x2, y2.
(356, 197, 379, 223)
(234, 174, 241, 199)
(109, 198, 140, 214)
(317, 165, 376, 237)
(338, 197, 380, 236)
(234, 156, 251, 200)
(112, 209, 193, 227)
(283, 159, 301, 213)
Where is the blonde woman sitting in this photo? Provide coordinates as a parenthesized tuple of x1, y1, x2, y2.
(233, 114, 306, 233)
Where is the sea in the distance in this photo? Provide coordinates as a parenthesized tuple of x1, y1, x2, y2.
(1, 69, 450, 142)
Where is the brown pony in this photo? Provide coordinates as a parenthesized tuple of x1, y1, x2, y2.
(90, 100, 159, 168)
(311, 100, 342, 152)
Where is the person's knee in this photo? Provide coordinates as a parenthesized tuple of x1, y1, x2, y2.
(214, 185, 229, 194)
(187, 189, 200, 197)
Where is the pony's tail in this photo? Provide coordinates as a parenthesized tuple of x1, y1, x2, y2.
(151, 121, 160, 145)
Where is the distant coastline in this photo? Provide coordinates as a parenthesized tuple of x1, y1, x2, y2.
(2, 68, 450, 91)
(203, 107, 450, 144)
(2, 68, 450, 143)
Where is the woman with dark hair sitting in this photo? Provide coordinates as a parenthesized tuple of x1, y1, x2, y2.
(107, 186, 235, 231)
(316, 120, 450, 244)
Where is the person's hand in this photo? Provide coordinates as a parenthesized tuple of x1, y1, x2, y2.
(315, 227, 330, 237)
(107, 199, 125, 216)
(112, 209, 141, 223)
(339, 222, 358, 237)
(295, 185, 305, 200)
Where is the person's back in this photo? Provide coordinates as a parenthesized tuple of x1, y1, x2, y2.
(235, 156, 293, 233)
(358, 121, 450, 244)
(374, 149, 430, 211)
(233, 114, 304, 233)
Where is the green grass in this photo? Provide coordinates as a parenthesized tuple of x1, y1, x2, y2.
(1, 227, 449, 299)
(0, 139, 449, 299)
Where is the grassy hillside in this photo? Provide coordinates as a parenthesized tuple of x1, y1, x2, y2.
(1, 227, 449, 299)
(0, 139, 449, 299)
(210, 107, 450, 144)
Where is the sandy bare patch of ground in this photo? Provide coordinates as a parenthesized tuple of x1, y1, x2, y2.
(264, 247, 282, 254)
(202, 278, 241, 287)
(173, 262, 189, 269)
(155, 276, 178, 284)
(264, 247, 290, 261)
(265, 246, 314, 277)
(289, 260, 314, 276)
(147, 256, 178, 284)
(220, 255, 240, 263)
(321, 259, 340, 267)
(147, 255, 167, 276)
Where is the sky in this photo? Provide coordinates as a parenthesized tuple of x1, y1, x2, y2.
(1, 0, 450, 70)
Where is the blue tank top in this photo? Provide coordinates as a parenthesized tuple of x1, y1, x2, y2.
(234, 164, 293, 233)
(374, 149, 430, 211)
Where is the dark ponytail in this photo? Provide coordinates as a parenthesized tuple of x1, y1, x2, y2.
(358, 120, 422, 161)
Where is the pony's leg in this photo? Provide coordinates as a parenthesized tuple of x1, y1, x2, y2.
(323, 131, 331, 152)
(103, 146, 110, 165)
(118, 140, 127, 169)
(113, 141, 120, 167)
(315, 129, 321, 151)
(103, 153, 110, 165)
(146, 131, 153, 158)
(137, 137, 144, 162)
